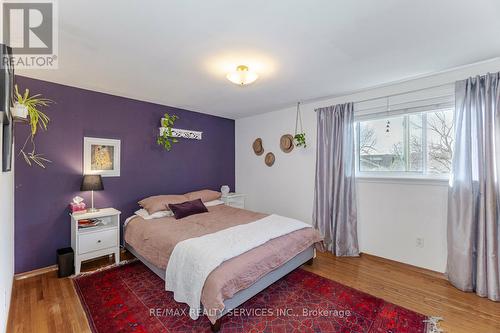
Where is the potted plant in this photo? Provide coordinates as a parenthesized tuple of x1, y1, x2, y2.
(294, 102, 307, 148)
(11, 101, 28, 119)
(294, 132, 306, 148)
(157, 113, 179, 151)
(14, 85, 53, 168)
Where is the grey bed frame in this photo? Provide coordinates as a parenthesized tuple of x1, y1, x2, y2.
(125, 241, 314, 332)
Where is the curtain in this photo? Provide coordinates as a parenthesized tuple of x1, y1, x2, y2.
(447, 72, 500, 301)
(313, 103, 359, 256)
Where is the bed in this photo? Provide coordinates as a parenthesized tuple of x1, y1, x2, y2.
(124, 197, 322, 332)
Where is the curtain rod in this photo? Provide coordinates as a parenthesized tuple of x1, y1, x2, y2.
(313, 83, 452, 111)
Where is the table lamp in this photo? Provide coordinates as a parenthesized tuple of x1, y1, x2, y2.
(80, 175, 104, 212)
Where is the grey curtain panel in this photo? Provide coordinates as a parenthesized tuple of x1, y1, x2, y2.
(313, 103, 359, 256)
(447, 72, 500, 301)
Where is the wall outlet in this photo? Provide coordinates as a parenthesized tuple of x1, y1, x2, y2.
(416, 237, 425, 248)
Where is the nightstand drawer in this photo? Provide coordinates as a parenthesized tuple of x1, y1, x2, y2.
(78, 229, 117, 254)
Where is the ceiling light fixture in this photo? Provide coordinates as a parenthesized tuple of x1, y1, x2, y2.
(226, 65, 258, 86)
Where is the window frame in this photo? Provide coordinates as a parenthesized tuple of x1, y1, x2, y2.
(354, 109, 453, 182)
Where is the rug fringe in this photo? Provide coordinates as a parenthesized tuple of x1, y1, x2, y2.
(71, 258, 138, 278)
(424, 316, 443, 333)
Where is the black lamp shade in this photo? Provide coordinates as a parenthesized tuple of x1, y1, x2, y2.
(80, 175, 104, 191)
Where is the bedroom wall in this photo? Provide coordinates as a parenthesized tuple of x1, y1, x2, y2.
(14, 76, 235, 274)
(236, 58, 500, 273)
(0, 122, 14, 333)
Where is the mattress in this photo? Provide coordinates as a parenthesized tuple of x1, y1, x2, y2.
(124, 204, 322, 321)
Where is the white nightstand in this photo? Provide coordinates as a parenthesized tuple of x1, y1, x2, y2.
(70, 208, 121, 275)
(221, 193, 246, 209)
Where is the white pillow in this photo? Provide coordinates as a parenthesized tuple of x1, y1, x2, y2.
(135, 208, 173, 220)
(205, 199, 224, 207)
(135, 200, 222, 220)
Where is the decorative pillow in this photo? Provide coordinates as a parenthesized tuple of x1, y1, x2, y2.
(168, 199, 208, 219)
(138, 194, 188, 214)
(184, 189, 221, 203)
(135, 208, 173, 220)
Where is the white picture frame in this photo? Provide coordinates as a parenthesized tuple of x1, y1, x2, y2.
(83, 137, 121, 177)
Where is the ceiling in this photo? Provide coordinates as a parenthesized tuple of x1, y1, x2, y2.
(18, 0, 500, 119)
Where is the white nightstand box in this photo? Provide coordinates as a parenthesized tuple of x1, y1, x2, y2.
(221, 193, 246, 209)
(70, 208, 121, 275)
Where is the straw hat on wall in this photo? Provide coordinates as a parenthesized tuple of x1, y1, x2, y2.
(280, 134, 294, 153)
(252, 138, 264, 156)
(265, 152, 275, 166)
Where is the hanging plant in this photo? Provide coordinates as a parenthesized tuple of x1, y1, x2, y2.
(14, 85, 54, 168)
(294, 132, 306, 147)
(294, 101, 307, 148)
(157, 113, 179, 151)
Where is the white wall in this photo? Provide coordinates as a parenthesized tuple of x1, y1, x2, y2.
(236, 58, 500, 273)
(356, 180, 448, 271)
(0, 121, 14, 333)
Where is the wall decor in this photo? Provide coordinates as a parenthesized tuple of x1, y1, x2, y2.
(14, 85, 54, 168)
(265, 152, 275, 167)
(11, 102, 28, 119)
(252, 138, 264, 155)
(280, 134, 294, 153)
(159, 127, 203, 140)
(83, 137, 121, 177)
(157, 113, 179, 151)
(158, 113, 202, 151)
(294, 102, 307, 148)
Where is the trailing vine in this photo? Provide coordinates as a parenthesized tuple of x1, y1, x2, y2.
(157, 113, 179, 151)
(14, 85, 53, 168)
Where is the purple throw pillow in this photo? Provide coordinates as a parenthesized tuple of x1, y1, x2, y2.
(168, 199, 208, 219)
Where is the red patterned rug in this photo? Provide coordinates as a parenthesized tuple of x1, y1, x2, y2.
(73, 261, 433, 333)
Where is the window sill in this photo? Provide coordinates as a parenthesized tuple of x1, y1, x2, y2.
(356, 175, 450, 186)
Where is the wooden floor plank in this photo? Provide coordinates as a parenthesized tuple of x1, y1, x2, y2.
(7, 251, 500, 332)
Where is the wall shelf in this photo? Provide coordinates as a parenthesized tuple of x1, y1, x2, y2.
(159, 127, 203, 140)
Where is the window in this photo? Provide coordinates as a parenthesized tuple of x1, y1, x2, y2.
(356, 109, 454, 177)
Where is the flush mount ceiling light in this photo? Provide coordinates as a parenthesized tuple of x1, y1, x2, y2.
(226, 65, 258, 86)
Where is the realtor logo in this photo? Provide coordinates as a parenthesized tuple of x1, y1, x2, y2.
(1, 0, 58, 69)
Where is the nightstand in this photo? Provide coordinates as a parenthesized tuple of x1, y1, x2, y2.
(70, 208, 121, 275)
(221, 193, 245, 209)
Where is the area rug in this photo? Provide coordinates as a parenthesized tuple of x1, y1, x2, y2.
(73, 261, 437, 333)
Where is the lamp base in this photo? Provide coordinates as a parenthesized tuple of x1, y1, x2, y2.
(88, 190, 99, 213)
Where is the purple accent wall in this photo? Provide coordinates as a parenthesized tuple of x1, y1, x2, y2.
(14, 76, 235, 273)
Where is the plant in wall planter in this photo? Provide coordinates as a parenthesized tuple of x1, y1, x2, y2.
(157, 113, 179, 151)
(294, 101, 307, 148)
(14, 85, 54, 168)
(294, 132, 306, 148)
(11, 101, 29, 119)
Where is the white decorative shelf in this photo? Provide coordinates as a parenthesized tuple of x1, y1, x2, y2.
(159, 127, 203, 140)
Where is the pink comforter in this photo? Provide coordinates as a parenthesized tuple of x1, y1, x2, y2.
(124, 204, 322, 323)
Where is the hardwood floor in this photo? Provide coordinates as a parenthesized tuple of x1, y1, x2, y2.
(7, 251, 500, 333)
(302, 253, 500, 333)
(7, 252, 133, 333)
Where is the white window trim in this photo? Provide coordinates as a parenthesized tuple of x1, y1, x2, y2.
(355, 173, 450, 186)
(354, 110, 454, 182)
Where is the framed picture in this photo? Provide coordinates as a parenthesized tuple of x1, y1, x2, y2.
(83, 137, 121, 177)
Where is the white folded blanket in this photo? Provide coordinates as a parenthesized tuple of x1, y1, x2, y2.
(165, 214, 309, 320)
